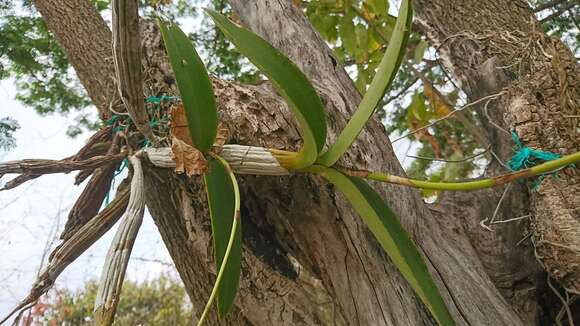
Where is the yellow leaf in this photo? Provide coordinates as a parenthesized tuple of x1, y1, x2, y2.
(423, 81, 452, 117)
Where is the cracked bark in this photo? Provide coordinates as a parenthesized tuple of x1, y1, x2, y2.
(415, 0, 580, 323)
(31, 0, 579, 324)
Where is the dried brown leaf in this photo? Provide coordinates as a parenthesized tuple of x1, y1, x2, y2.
(212, 122, 230, 153)
(171, 136, 208, 176)
(170, 104, 193, 146)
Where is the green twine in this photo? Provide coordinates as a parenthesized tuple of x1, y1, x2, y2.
(145, 95, 179, 104)
(105, 158, 129, 206)
(507, 131, 561, 170)
(507, 131, 562, 190)
(105, 114, 119, 126)
(114, 158, 129, 177)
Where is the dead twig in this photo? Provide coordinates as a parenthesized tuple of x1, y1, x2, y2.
(392, 91, 507, 143)
(0, 153, 125, 177)
(60, 135, 123, 240)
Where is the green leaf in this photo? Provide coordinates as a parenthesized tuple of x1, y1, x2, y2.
(354, 24, 369, 62)
(158, 19, 217, 152)
(318, 0, 413, 166)
(316, 167, 455, 326)
(371, 0, 389, 16)
(339, 14, 357, 54)
(405, 91, 430, 126)
(205, 9, 326, 169)
(201, 156, 242, 321)
(414, 39, 429, 63)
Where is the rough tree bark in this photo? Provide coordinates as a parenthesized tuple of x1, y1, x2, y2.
(415, 0, 580, 323)
(30, 0, 578, 325)
(32, 0, 116, 119)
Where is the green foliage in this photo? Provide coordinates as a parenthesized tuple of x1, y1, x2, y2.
(318, 0, 412, 167)
(303, 1, 485, 185)
(531, 0, 580, 53)
(304, 0, 579, 188)
(207, 9, 327, 168)
(317, 166, 455, 325)
(0, 7, 93, 136)
(191, 0, 259, 82)
(34, 275, 192, 325)
(159, 19, 217, 152)
(0, 116, 19, 151)
(305, 0, 396, 93)
(203, 156, 242, 319)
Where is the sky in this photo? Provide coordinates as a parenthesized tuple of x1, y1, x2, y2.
(0, 80, 175, 321)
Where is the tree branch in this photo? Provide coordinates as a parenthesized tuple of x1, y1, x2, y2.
(0, 153, 125, 176)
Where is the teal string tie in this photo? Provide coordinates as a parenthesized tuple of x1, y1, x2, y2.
(145, 95, 179, 104)
(507, 131, 562, 190)
(105, 158, 129, 206)
(105, 114, 119, 126)
(507, 131, 561, 171)
(114, 158, 129, 177)
(142, 138, 151, 148)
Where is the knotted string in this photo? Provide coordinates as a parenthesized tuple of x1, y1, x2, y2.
(104, 96, 180, 206)
(506, 131, 562, 190)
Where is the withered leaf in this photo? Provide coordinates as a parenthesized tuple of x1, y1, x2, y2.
(170, 104, 193, 146)
(171, 103, 230, 153)
(171, 136, 208, 176)
(211, 122, 229, 153)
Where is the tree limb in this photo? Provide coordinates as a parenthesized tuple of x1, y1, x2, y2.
(0, 153, 125, 176)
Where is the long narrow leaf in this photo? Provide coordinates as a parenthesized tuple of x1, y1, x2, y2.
(316, 166, 454, 326)
(158, 19, 217, 152)
(205, 9, 326, 169)
(200, 154, 242, 323)
(318, 0, 413, 166)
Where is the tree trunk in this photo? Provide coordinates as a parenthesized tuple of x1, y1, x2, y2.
(32, 0, 116, 119)
(414, 0, 580, 323)
(31, 0, 579, 325)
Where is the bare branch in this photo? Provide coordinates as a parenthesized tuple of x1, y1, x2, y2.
(0, 153, 125, 176)
(74, 126, 113, 161)
(0, 174, 40, 191)
(392, 91, 507, 143)
(539, 0, 580, 22)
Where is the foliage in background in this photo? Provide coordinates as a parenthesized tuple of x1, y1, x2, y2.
(29, 275, 192, 325)
(303, 0, 579, 197)
(190, 0, 259, 82)
(0, 0, 577, 186)
(532, 0, 580, 52)
(302, 0, 483, 194)
(0, 2, 92, 138)
(0, 116, 19, 151)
